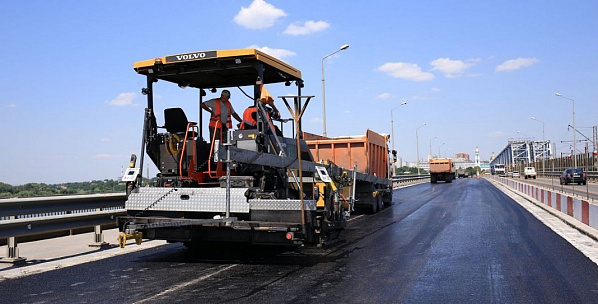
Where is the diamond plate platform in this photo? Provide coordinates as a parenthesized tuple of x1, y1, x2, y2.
(126, 187, 250, 213)
(249, 199, 316, 211)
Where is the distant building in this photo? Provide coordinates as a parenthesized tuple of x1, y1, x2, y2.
(455, 153, 470, 162)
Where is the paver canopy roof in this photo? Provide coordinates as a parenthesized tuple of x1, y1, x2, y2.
(133, 49, 302, 89)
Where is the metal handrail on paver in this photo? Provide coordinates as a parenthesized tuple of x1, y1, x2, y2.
(0, 193, 126, 263)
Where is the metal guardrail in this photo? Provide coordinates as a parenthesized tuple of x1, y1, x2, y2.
(391, 174, 430, 187)
(0, 193, 126, 263)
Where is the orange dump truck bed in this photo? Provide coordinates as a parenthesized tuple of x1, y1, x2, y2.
(429, 158, 453, 173)
(303, 129, 390, 179)
(429, 158, 455, 183)
(303, 129, 392, 213)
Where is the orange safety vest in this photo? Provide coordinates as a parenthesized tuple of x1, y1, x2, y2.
(209, 98, 232, 129)
(240, 106, 273, 130)
(240, 106, 257, 130)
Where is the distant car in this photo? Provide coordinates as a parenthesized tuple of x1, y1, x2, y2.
(512, 171, 520, 178)
(523, 167, 537, 179)
(559, 168, 587, 185)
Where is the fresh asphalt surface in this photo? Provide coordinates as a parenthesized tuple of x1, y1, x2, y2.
(3, 178, 598, 303)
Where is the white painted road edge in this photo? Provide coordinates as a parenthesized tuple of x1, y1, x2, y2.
(488, 179, 598, 266)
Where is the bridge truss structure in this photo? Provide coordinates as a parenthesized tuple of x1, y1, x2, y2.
(490, 139, 552, 168)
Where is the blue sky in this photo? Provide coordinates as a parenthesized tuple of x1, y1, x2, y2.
(1, 0, 597, 185)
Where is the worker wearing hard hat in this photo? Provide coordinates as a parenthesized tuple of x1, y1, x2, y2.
(201, 90, 242, 142)
(239, 86, 281, 135)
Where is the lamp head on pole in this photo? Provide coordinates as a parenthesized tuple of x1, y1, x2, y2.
(340, 44, 349, 50)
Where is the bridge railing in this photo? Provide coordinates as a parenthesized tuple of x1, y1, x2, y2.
(0, 193, 126, 263)
(488, 175, 598, 233)
(392, 174, 430, 187)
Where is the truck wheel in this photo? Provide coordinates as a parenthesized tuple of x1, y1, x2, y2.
(369, 201, 377, 214)
(384, 194, 392, 207)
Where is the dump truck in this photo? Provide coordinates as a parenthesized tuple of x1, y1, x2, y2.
(429, 158, 455, 183)
(117, 49, 392, 248)
(303, 130, 393, 213)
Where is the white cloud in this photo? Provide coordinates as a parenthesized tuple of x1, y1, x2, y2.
(248, 45, 296, 59)
(487, 131, 504, 137)
(430, 58, 479, 78)
(431, 87, 441, 92)
(376, 62, 434, 81)
(376, 93, 392, 99)
(108, 92, 136, 106)
(284, 20, 330, 35)
(100, 138, 112, 143)
(495, 57, 539, 72)
(234, 0, 286, 30)
(309, 117, 322, 124)
(8, 103, 17, 108)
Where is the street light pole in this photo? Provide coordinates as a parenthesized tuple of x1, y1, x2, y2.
(321, 44, 349, 137)
(532, 116, 546, 176)
(438, 142, 445, 158)
(390, 101, 407, 173)
(531, 116, 545, 142)
(555, 93, 576, 168)
(416, 123, 427, 175)
(517, 130, 528, 139)
(429, 136, 437, 159)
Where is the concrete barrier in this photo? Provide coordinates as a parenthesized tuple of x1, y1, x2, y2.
(490, 176, 598, 231)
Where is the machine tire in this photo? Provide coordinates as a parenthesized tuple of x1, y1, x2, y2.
(376, 195, 384, 212)
(369, 200, 377, 214)
(384, 192, 392, 207)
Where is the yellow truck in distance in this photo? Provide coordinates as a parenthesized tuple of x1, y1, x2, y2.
(429, 158, 455, 183)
